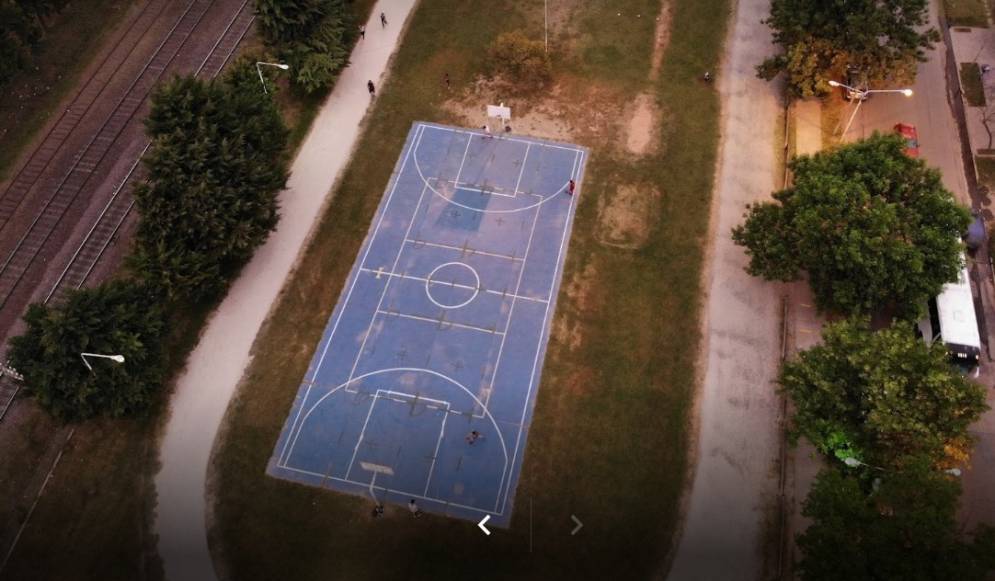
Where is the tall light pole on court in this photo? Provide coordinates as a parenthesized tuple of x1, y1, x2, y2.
(829, 79, 913, 140)
(255, 61, 290, 94)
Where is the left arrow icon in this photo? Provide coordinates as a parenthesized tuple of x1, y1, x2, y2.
(477, 515, 492, 536)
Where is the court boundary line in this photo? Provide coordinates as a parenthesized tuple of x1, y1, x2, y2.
(274, 122, 584, 518)
(498, 147, 585, 515)
(277, 463, 499, 516)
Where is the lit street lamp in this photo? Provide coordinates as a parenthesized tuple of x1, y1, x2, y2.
(828, 79, 914, 140)
(255, 62, 290, 94)
(80, 352, 125, 373)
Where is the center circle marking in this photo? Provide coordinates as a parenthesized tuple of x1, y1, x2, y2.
(425, 262, 480, 309)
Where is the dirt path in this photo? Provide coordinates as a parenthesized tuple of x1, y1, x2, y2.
(667, 0, 785, 578)
(153, 2, 418, 580)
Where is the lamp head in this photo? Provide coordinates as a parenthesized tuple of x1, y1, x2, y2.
(276, 64, 290, 70)
(110, 355, 125, 363)
(843, 457, 861, 468)
(828, 80, 841, 87)
(901, 89, 913, 97)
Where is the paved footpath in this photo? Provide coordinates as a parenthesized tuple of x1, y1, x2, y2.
(153, 2, 418, 580)
(667, 0, 784, 578)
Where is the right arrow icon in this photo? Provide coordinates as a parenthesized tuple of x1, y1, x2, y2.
(570, 514, 583, 535)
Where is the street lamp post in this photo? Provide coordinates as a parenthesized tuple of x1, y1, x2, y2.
(80, 352, 125, 373)
(828, 79, 914, 140)
(255, 62, 290, 94)
(843, 456, 962, 477)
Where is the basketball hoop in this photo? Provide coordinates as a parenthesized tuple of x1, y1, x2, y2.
(486, 102, 512, 133)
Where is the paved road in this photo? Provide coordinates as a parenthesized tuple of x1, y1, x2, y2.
(843, 2, 969, 202)
(846, 2, 995, 535)
(153, 2, 418, 580)
(666, 0, 784, 578)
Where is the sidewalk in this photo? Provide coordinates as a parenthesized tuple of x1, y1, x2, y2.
(948, 25, 995, 536)
(666, 0, 784, 577)
(153, 2, 418, 580)
(778, 99, 827, 580)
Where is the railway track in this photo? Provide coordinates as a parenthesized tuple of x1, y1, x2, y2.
(0, 0, 256, 421)
(0, 0, 177, 236)
(45, 1, 256, 306)
(0, 0, 214, 314)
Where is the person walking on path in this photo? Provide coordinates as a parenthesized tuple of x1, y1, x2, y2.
(372, 503, 384, 519)
(408, 499, 423, 518)
(367, 80, 376, 98)
(567, 179, 576, 196)
(380, 11, 388, 27)
(443, 72, 450, 90)
(358, 24, 365, 39)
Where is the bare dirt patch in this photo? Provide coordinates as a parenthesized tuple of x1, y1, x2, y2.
(626, 93, 659, 155)
(442, 76, 625, 146)
(596, 183, 662, 248)
(650, 1, 673, 80)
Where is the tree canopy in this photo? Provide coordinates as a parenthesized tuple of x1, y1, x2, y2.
(7, 281, 167, 420)
(254, 0, 353, 93)
(780, 318, 988, 469)
(797, 462, 995, 581)
(757, 0, 938, 97)
(732, 133, 970, 318)
(131, 60, 289, 301)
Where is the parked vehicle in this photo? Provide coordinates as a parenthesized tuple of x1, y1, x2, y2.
(916, 252, 981, 375)
(894, 123, 920, 157)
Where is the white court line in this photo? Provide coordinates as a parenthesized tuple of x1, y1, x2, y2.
(424, 123, 584, 154)
(345, 177, 431, 387)
(424, 408, 449, 496)
(358, 267, 549, 304)
(481, 142, 541, 413)
(447, 182, 517, 198)
(452, 133, 473, 186)
(376, 309, 505, 336)
(512, 143, 531, 196)
(278, 123, 427, 465)
(498, 148, 584, 515)
(405, 238, 524, 262)
(277, 463, 498, 516)
(343, 391, 381, 480)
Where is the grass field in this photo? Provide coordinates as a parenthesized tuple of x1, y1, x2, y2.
(961, 62, 987, 106)
(943, 0, 991, 27)
(0, 0, 135, 183)
(210, 0, 730, 579)
(0, 3, 376, 580)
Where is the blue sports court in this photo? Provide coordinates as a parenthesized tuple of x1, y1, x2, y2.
(268, 122, 587, 527)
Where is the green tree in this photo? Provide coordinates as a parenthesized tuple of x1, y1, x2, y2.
(798, 462, 995, 581)
(732, 133, 970, 317)
(132, 62, 289, 301)
(7, 281, 167, 420)
(487, 31, 552, 90)
(254, 0, 353, 93)
(781, 318, 988, 468)
(757, 0, 938, 97)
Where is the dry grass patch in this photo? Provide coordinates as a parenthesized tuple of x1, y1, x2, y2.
(596, 183, 662, 248)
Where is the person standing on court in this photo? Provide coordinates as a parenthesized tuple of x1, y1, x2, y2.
(380, 11, 387, 27)
(367, 80, 376, 98)
(567, 179, 576, 196)
(408, 499, 422, 518)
